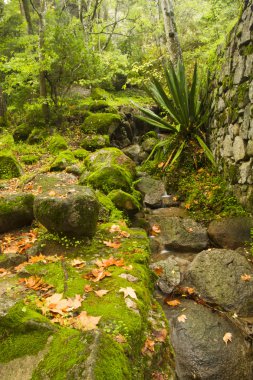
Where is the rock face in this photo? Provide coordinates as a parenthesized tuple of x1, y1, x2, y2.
(209, 1, 253, 211)
(0, 154, 22, 179)
(184, 248, 253, 315)
(148, 216, 209, 252)
(34, 186, 99, 237)
(0, 193, 34, 233)
(169, 300, 252, 380)
(150, 257, 181, 293)
(136, 176, 166, 208)
(208, 216, 253, 248)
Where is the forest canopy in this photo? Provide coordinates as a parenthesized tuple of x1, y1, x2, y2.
(0, 0, 242, 124)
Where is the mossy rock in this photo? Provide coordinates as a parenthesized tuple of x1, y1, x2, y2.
(84, 148, 136, 177)
(96, 190, 123, 222)
(91, 87, 111, 100)
(0, 134, 15, 151)
(21, 155, 39, 165)
(88, 100, 110, 112)
(73, 149, 90, 160)
(0, 193, 34, 233)
(108, 189, 141, 214)
(81, 134, 110, 151)
(13, 124, 33, 142)
(141, 137, 159, 153)
(0, 153, 23, 179)
(31, 173, 78, 192)
(27, 128, 48, 144)
(48, 135, 68, 154)
(50, 150, 77, 172)
(81, 113, 122, 135)
(34, 185, 99, 237)
(83, 165, 133, 194)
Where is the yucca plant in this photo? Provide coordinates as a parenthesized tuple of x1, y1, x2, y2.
(137, 61, 215, 169)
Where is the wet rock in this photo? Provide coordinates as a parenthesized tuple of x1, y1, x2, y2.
(208, 216, 253, 249)
(0, 193, 34, 233)
(169, 300, 252, 380)
(34, 186, 99, 237)
(184, 248, 253, 316)
(148, 216, 209, 252)
(136, 176, 166, 208)
(151, 207, 188, 218)
(150, 257, 181, 293)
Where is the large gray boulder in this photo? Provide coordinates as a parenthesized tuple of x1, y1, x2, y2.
(169, 300, 252, 380)
(184, 248, 253, 316)
(0, 193, 34, 233)
(208, 216, 253, 249)
(148, 216, 209, 252)
(136, 176, 166, 208)
(34, 186, 99, 237)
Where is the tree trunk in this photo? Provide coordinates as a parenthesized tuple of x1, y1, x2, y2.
(0, 85, 7, 125)
(21, 0, 34, 34)
(159, 0, 182, 65)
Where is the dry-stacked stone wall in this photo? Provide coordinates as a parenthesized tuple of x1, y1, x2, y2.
(209, 0, 253, 211)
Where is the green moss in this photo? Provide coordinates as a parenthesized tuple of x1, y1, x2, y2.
(32, 328, 92, 380)
(0, 133, 15, 150)
(94, 334, 131, 380)
(91, 87, 111, 100)
(108, 189, 141, 213)
(21, 154, 39, 165)
(13, 123, 33, 142)
(82, 113, 121, 135)
(50, 150, 77, 171)
(89, 100, 110, 112)
(48, 135, 68, 154)
(96, 190, 124, 222)
(240, 43, 253, 56)
(85, 165, 133, 194)
(0, 153, 22, 179)
(73, 148, 90, 160)
(27, 128, 49, 145)
(81, 134, 110, 151)
(0, 303, 53, 363)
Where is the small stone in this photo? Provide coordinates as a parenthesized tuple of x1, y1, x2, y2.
(233, 136, 245, 162)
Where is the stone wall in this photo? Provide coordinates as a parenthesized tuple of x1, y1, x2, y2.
(209, 0, 253, 211)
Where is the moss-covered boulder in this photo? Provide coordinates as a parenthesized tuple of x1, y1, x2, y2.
(82, 113, 121, 135)
(34, 185, 99, 237)
(108, 190, 141, 214)
(0, 193, 34, 233)
(0, 153, 23, 179)
(81, 134, 110, 151)
(80, 148, 136, 194)
(50, 150, 77, 172)
(89, 100, 110, 112)
(21, 155, 39, 165)
(13, 123, 33, 142)
(84, 148, 136, 176)
(73, 148, 90, 160)
(48, 135, 68, 154)
(0, 134, 15, 151)
(91, 87, 111, 100)
(141, 137, 158, 153)
(27, 128, 48, 144)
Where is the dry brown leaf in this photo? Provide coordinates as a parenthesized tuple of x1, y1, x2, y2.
(153, 267, 164, 276)
(96, 257, 125, 269)
(153, 328, 167, 343)
(142, 337, 155, 354)
(71, 259, 86, 268)
(158, 162, 165, 168)
(0, 268, 11, 278)
(103, 240, 121, 249)
(166, 299, 181, 307)
(177, 314, 187, 323)
(151, 224, 161, 234)
(19, 276, 53, 293)
(73, 311, 101, 331)
(109, 224, 121, 233)
(241, 274, 251, 282)
(84, 284, 93, 293)
(94, 289, 109, 297)
(28, 254, 46, 264)
(119, 287, 137, 299)
(118, 273, 138, 282)
(84, 268, 112, 282)
(45, 293, 83, 315)
(114, 334, 127, 343)
(48, 190, 56, 196)
(223, 332, 232, 345)
(125, 297, 138, 310)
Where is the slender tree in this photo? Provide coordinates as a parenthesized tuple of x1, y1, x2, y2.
(159, 0, 182, 65)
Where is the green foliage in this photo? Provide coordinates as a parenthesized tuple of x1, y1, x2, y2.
(177, 168, 247, 221)
(48, 135, 68, 154)
(137, 61, 215, 169)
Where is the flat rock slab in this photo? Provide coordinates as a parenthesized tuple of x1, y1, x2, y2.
(184, 248, 253, 316)
(148, 216, 209, 252)
(32, 172, 78, 192)
(208, 216, 253, 249)
(168, 300, 252, 380)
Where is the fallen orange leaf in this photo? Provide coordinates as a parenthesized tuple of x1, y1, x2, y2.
(103, 240, 121, 249)
(166, 299, 181, 307)
(223, 332, 232, 345)
(142, 337, 155, 354)
(241, 274, 251, 281)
